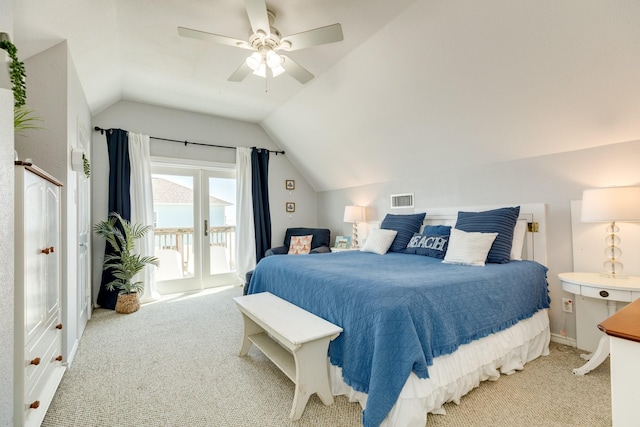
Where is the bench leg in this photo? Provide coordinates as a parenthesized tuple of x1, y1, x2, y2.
(290, 338, 334, 420)
(238, 315, 263, 357)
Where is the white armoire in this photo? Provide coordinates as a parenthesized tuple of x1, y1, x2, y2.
(14, 163, 65, 427)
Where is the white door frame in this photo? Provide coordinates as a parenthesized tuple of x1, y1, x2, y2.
(151, 157, 238, 294)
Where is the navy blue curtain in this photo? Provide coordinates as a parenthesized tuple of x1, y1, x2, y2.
(96, 129, 131, 309)
(251, 148, 272, 263)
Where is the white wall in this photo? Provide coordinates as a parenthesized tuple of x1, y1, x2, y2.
(0, 89, 14, 424)
(16, 41, 92, 366)
(91, 101, 316, 299)
(0, 0, 15, 421)
(317, 139, 640, 343)
(263, 0, 640, 194)
(268, 151, 318, 244)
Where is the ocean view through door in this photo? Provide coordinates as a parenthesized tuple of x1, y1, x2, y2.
(151, 162, 237, 294)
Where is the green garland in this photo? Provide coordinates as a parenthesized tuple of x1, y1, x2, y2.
(0, 39, 27, 108)
(82, 153, 91, 178)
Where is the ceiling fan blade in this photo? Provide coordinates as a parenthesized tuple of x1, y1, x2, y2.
(244, 0, 271, 37)
(280, 23, 343, 51)
(281, 55, 314, 84)
(178, 26, 251, 49)
(228, 61, 253, 82)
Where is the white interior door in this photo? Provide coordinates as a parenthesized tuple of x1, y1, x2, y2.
(76, 126, 91, 336)
(77, 170, 91, 327)
(152, 162, 237, 294)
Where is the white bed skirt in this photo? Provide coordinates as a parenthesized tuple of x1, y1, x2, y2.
(329, 309, 550, 427)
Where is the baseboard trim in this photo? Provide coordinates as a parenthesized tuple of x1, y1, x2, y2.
(550, 333, 576, 347)
(64, 338, 79, 369)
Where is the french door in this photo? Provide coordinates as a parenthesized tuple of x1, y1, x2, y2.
(151, 160, 237, 294)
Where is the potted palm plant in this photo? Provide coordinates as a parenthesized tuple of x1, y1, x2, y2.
(94, 212, 158, 314)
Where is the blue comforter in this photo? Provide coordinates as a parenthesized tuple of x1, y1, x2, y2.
(248, 251, 549, 427)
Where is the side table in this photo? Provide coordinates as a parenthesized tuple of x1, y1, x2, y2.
(330, 247, 359, 252)
(558, 272, 640, 375)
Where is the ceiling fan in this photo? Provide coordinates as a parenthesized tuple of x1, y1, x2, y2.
(177, 0, 343, 84)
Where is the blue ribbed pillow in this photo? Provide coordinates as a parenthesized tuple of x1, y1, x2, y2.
(381, 212, 426, 252)
(421, 225, 451, 236)
(454, 206, 520, 264)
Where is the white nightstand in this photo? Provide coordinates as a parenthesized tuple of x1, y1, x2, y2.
(558, 272, 640, 375)
(330, 247, 359, 252)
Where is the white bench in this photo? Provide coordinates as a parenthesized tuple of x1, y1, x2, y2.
(233, 292, 343, 420)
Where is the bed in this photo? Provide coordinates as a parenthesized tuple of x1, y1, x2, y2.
(247, 204, 551, 427)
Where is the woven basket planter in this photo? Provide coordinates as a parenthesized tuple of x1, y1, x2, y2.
(115, 292, 140, 314)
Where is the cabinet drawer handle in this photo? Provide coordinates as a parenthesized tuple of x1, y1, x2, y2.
(30, 357, 41, 366)
(56, 355, 63, 362)
(29, 401, 40, 409)
(41, 248, 50, 254)
(599, 290, 609, 298)
(56, 323, 63, 330)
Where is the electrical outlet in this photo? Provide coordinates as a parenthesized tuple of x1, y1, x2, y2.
(562, 298, 573, 313)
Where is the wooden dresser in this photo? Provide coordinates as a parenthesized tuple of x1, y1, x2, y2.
(14, 163, 65, 426)
(598, 298, 640, 426)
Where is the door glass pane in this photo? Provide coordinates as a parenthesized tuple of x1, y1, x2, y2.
(152, 174, 194, 281)
(208, 177, 236, 275)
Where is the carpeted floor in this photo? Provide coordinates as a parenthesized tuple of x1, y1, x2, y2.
(42, 285, 611, 426)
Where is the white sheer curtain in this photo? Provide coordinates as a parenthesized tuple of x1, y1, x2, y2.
(236, 147, 256, 282)
(128, 132, 160, 303)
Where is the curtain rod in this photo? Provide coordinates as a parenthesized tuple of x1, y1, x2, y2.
(93, 126, 285, 155)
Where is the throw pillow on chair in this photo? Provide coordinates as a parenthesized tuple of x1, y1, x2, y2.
(288, 235, 313, 254)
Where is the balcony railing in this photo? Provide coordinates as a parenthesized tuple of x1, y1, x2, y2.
(154, 226, 236, 278)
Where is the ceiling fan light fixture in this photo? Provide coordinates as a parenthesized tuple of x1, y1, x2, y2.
(252, 63, 267, 77)
(265, 50, 282, 69)
(246, 52, 263, 71)
(270, 64, 286, 77)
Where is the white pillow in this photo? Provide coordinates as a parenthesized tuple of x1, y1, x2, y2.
(442, 228, 498, 266)
(360, 228, 398, 255)
(510, 220, 527, 260)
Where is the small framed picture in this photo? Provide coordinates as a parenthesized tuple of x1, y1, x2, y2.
(335, 235, 351, 249)
(285, 179, 295, 190)
(286, 202, 296, 213)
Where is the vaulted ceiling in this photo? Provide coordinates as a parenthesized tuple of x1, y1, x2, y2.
(13, 1, 640, 192)
(13, 0, 414, 122)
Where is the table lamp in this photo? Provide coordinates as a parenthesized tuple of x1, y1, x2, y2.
(343, 205, 365, 248)
(581, 186, 640, 277)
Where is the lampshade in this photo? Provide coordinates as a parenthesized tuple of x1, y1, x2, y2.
(581, 186, 640, 222)
(252, 63, 266, 78)
(246, 52, 262, 71)
(270, 64, 286, 77)
(344, 205, 365, 223)
(265, 50, 282, 69)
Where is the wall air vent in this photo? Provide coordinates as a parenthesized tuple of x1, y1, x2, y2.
(390, 193, 414, 209)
